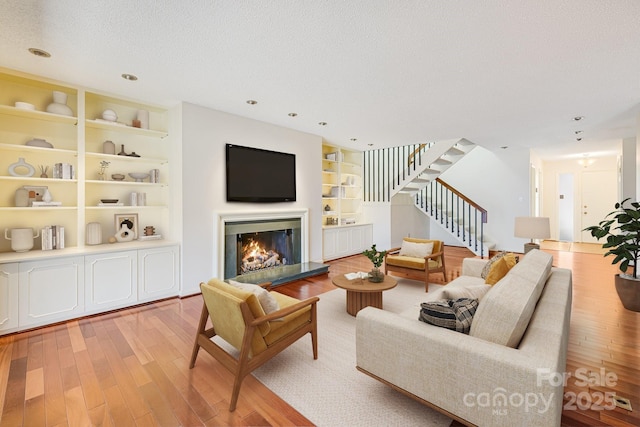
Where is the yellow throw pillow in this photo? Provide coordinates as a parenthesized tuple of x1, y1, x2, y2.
(485, 253, 517, 285)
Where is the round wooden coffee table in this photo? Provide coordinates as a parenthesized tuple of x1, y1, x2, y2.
(332, 274, 398, 316)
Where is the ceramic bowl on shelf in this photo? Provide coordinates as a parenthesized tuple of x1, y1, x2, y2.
(15, 102, 36, 110)
(111, 174, 125, 181)
(25, 138, 53, 148)
(100, 199, 119, 204)
(128, 172, 150, 182)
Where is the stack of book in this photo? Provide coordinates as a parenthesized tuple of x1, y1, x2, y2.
(52, 163, 75, 179)
(41, 225, 65, 250)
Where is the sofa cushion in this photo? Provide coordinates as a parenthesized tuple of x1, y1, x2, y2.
(469, 249, 553, 348)
(442, 284, 491, 301)
(485, 253, 518, 285)
(419, 298, 479, 334)
(399, 240, 434, 258)
(481, 251, 508, 279)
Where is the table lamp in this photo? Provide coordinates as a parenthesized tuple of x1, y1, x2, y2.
(514, 217, 550, 253)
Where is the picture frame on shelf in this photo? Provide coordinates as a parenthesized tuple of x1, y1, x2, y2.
(114, 213, 139, 241)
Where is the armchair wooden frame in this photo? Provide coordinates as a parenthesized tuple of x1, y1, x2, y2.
(189, 282, 319, 412)
(384, 241, 447, 292)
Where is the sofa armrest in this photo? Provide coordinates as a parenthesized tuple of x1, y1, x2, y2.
(356, 307, 563, 426)
(461, 257, 488, 277)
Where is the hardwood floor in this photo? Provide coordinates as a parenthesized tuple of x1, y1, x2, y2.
(0, 246, 638, 426)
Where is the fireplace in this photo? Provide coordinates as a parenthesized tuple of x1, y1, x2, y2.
(218, 210, 309, 281)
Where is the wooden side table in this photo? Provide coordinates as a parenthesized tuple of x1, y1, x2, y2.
(332, 274, 398, 316)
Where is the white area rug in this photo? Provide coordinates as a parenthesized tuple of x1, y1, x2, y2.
(252, 279, 453, 427)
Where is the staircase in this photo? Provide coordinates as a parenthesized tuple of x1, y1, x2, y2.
(363, 139, 493, 257)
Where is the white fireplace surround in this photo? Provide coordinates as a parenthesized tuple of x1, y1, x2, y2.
(215, 209, 309, 279)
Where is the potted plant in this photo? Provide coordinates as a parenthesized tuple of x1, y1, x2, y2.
(363, 244, 387, 283)
(584, 198, 640, 311)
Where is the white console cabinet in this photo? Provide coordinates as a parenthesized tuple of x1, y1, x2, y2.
(18, 256, 85, 329)
(85, 250, 138, 312)
(0, 263, 18, 333)
(323, 223, 372, 261)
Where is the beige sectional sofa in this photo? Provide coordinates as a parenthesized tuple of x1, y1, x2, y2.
(355, 249, 572, 426)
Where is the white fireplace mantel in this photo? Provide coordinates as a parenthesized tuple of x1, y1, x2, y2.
(214, 209, 309, 279)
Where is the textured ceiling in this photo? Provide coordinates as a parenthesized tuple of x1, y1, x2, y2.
(1, 0, 639, 159)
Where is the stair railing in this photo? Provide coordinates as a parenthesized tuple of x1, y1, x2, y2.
(363, 143, 433, 202)
(415, 178, 488, 257)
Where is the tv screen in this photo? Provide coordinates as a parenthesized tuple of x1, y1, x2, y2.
(226, 144, 297, 202)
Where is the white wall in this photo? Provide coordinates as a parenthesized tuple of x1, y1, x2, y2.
(390, 194, 429, 247)
(430, 146, 532, 252)
(180, 102, 323, 296)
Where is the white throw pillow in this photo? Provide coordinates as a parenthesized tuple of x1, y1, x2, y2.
(227, 279, 280, 314)
(399, 240, 434, 258)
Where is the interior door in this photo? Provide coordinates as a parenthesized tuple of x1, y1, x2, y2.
(580, 170, 618, 243)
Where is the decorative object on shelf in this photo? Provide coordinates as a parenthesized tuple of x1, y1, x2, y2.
(114, 213, 138, 242)
(26, 138, 53, 148)
(46, 91, 73, 116)
(144, 226, 155, 236)
(324, 204, 331, 212)
(4, 228, 40, 252)
(137, 192, 146, 206)
(137, 109, 149, 129)
(150, 169, 159, 183)
(42, 188, 53, 203)
(363, 244, 387, 283)
(103, 140, 115, 154)
(111, 173, 125, 181)
(86, 222, 102, 245)
(98, 160, 110, 180)
(118, 144, 128, 156)
(39, 165, 48, 178)
(23, 185, 47, 204)
(14, 188, 29, 207)
(129, 192, 138, 206)
(127, 151, 141, 157)
(102, 109, 118, 122)
(100, 199, 119, 204)
(8, 157, 36, 177)
(128, 172, 149, 182)
(132, 119, 141, 128)
(15, 101, 35, 110)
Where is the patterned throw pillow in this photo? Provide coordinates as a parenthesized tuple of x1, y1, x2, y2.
(419, 298, 479, 334)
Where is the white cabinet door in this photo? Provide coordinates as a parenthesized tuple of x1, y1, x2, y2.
(323, 224, 373, 261)
(85, 251, 137, 312)
(0, 263, 18, 333)
(322, 228, 338, 260)
(138, 245, 179, 302)
(18, 257, 84, 328)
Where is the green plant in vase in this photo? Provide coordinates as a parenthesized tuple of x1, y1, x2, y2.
(363, 244, 387, 283)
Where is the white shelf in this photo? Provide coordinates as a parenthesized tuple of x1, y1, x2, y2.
(85, 119, 168, 138)
(0, 104, 78, 125)
(0, 176, 77, 183)
(85, 179, 166, 187)
(0, 142, 77, 155)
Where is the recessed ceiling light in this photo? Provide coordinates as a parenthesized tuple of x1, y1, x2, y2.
(318, 122, 327, 126)
(500, 146, 508, 149)
(121, 73, 138, 81)
(288, 112, 298, 117)
(28, 48, 51, 58)
(246, 100, 257, 105)
(350, 138, 357, 142)
(367, 143, 373, 146)
(576, 138, 583, 142)
(574, 130, 583, 134)
(573, 116, 584, 121)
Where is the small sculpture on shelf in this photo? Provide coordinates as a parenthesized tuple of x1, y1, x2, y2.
(39, 165, 48, 178)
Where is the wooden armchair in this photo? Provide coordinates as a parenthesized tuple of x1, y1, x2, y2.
(190, 278, 319, 411)
(384, 237, 447, 291)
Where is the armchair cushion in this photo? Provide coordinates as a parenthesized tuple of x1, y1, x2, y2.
(207, 278, 272, 336)
(228, 279, 280, 314)
(399, 240, 434, 258)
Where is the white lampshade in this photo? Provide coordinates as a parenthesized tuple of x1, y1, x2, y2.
(514, 217, 550, 253)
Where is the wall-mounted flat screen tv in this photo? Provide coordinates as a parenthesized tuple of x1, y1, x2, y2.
(226, 144, 297, 202)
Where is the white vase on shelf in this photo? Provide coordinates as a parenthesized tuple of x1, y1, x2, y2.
(8, 157, 35, 177)
(42, 189, 53, 203)
(46, 90, 73, 116)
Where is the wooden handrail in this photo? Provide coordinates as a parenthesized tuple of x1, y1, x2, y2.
(407, 144, 427, 166)
(435, 177, 488, 223)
